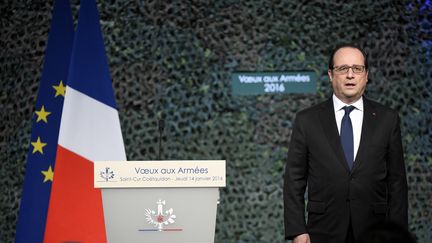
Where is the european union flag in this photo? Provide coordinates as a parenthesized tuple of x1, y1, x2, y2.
(15, 0, 74, 242)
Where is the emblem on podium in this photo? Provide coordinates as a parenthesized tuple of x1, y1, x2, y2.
(99, 167, 115, 181)
(140, 199, 182, 232)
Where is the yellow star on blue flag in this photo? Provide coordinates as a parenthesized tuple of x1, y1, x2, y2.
(31, 137, 47, 154)
(35, 105, 51, 123)
(53, 80, 66, 97)
(41, 165, 54, 183)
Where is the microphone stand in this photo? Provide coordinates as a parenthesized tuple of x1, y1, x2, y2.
(158, 119, 164, 160)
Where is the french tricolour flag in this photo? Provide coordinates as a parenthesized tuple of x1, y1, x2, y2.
(44, 0, 126, 242)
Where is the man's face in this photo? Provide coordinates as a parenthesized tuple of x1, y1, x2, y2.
(328, 47, 368, 104)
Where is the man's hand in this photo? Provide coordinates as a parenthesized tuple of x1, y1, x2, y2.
(293, 233, 311, 243)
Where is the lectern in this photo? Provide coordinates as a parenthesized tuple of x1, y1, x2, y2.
(94, 160, 226, 243)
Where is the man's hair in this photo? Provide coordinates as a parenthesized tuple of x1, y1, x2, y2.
(328, 43, 369, 70)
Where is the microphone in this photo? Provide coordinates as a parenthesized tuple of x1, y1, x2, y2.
(158, 119, 165, 160)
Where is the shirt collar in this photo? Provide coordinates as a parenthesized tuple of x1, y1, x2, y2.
(332, 94, 364, 112)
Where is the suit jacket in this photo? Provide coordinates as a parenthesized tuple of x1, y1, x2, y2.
(284, 97, 408, 243)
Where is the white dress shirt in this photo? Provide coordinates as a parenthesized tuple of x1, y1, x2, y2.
(333, 94, 364, 160)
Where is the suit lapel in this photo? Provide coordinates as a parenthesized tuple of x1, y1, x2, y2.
(351, 98, 378, 171)
(319, 99, 350, 172)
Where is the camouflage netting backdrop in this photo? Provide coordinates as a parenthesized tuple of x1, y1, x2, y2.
(0, 0, 431, 242)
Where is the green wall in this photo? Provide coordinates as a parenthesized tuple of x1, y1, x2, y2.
(1, 0, 431, 242)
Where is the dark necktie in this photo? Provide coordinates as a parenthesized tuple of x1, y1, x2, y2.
(341, 106, 355, 170)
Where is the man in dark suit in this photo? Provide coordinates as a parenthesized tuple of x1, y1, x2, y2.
(284, 43, 408, 243)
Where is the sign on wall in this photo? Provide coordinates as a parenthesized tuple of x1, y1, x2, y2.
(231, 71, 317, 95)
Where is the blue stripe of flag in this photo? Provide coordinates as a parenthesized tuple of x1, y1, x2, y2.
(67, 0, 117, 109)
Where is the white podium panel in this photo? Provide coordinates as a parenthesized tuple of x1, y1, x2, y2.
(95, 161, 225, 243)
(102, 188, 219, 243)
